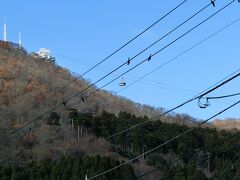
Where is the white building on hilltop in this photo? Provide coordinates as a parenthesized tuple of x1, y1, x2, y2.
(37, 48, 51, 59)
(35, 48, 55, 61)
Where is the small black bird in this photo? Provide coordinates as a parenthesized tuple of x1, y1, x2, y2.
(127, 58, 131, 65)
(211, 0, 215, 7)
(148, 54, 152, 61)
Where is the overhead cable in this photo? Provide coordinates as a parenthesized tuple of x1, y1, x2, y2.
(138, 133, 239, 178)
(60, 0, 189, 91)
(105, 69, 240, 140)
(88, 99, 240, 179)
(84, 0, 236, 100)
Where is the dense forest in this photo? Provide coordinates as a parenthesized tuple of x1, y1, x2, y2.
(0, 154, 135, 180)
(67, 109, 240, 179)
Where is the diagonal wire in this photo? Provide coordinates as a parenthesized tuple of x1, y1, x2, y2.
(84, 0, 236, 99)
(60, 0, 189, 91)
(0, 0, 237, 145)
(159, 144, 240, 179)
(105, 70, 240, 140)
(8, 15, 238, 145)
(207, 92, 240, 100)
(2, 0, 216, 136)
(88, 99, 240, 179)
(137, 133, 239, 178)
(67, 16, 240, 117)
(116, 17, 240, 94)
(0, 1, 190, 109)
(63, 1, 212, 102)
(217, 153, 238, 180)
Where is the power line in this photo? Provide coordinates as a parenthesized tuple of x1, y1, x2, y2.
(216, 153, 238, 180)
(9, 0, 215, 132)
(88, 16, 240, 110)
(159, 144, 240, 179)
(198, 92, 240, 108)
(137, 133, 239, 178)
(1, 0, 237, 143)
(62, 1, 212, 103)
(0, 1, 188, 110)
(105, 69, 240, 140)
(59, 0, 189, 91)
(10, 63, 238, 146)
(198, 71, 240, 108)
(67, 16, 240, 114)
(207, 92, 240, 100)
(84, 0, 236, 99)
(35, 16, 240, 144)
(3, 64, 240, 145)
(116, 17, 240, 95)
(0, 0, 199, 114)
(88, 99, 240, 179)
(55, 16, 240, 98)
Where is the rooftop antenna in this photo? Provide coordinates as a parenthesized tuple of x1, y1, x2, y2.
(18, 31, 22, 47)
(3, 18, 7, 41)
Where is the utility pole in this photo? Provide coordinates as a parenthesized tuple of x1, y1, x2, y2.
(208, 152, 210, 174)
(18, 31, 22, 47)
(81, 126, 83, 138)
(77, 125, 79, 142)
(142, 147, 145, 160)
(71, 119, 74, 132)
(3, 18, 7, 42)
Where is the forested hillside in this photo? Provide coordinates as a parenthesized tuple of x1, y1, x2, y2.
(0, 42, 198, 162)
(0, 42, 195, 179)
(0, 155, 135, 180)
(67, 110, 240, 179)
(0, 42, 240, 180)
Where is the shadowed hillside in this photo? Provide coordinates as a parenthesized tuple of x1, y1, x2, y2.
(1, 42, 240, 180)
(0, 42, 183, 179)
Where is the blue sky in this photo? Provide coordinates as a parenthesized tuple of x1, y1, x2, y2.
(1, 0, 240, 120)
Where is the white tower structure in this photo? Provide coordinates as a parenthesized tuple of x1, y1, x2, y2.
(18, 31, 22, 47)
(3, 18, 7, 41)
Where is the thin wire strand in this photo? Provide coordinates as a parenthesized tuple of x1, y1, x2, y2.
(64, 1, 212, 102)
(116, 17, 240, 94)
(207, 92, 240, 99)
(84, 0, 235, 99)
(14, 1, 187, 113)
(67, 16, 240, 117)
(55, 17, 240, 140)
(137, 133, 239, 178)
(88, 99, 240, 179)
(159, 144, 240, 180)
(217, 154, 238, 180)
(0, 0, 236, 144)
(105, 70, 240, 140)
(60, 0, 189, 91)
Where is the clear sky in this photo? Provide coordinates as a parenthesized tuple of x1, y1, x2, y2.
(1, 0, 240, 120)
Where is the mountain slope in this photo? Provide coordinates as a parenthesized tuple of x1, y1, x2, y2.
(0, 42, 167, 175)
(1, 42, 240, 179)
(213, 118, 240, 130)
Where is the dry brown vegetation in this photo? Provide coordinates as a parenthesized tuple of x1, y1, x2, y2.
(213, 118, 240, 131)
(1, 42, 239, 179)
(0, 42, 168, 178)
